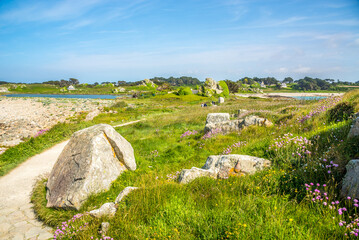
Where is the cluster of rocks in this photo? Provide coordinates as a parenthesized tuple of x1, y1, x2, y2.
(0, 97, 113, 149)
(204, 113, 273, 134)
(178, 155, 271, 184)
(0, 87, 9, 93)
(139, 79, 157, 89)
(201, 78, 223, 97)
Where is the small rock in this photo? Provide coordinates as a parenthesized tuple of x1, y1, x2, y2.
(101, 222, 110, 234)
(218, 97, 224, 104)
(89, 202, 117, 218)
(115, 187, 139, 204)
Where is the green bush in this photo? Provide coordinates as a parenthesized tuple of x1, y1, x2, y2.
(177, 87, 192, 96)
(218, 81, 229, 97)
(327, 102, 354, 123)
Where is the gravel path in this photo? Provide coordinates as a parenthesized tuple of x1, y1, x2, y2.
(0, 120, 141, 240)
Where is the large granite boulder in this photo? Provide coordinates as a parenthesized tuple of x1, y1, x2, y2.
(206, 113, 230, 125)
(46, 124, 136, 210)
(178, 155, 271, 184)
(341, 160, 359, 199)
(348, 117, 359, 138)
(204, 113, 273, 133)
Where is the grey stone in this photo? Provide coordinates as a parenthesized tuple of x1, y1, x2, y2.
(115, 187, 139, 204)
(101, 222, 110, 234)
(46, 124, 136, 210)
(89, 202, 117, 218)
(178, 168, 215, 184)
(341, 160, 359, 199)
(179, 154, 271, 184)
(218, 97, 225, 104)
(348, 117, 359, 138)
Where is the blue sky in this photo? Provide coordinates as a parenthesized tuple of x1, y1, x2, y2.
(0, 0, 359, 83)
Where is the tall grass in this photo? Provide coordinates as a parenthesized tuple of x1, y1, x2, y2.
(27, 91, 359, 239)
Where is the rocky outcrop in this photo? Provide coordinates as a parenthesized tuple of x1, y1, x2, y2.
(348, 117, 359, 138)
(204, 113, 273, 133)
(89, 203, 117, 218)
(140, 79, 156, 88)
(341, 160, 359, 199)
(202, 78, 223, 96)
(178, 154, 271, 184)
(46, 124, 136, 210)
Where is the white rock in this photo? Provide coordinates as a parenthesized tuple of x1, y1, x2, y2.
(115, 187, 139, 204)
(89, 202, 117, 218)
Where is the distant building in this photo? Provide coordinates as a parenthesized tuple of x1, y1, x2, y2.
(260, 82, 266, 88)
(68, 85, 76, 91)
(281, 83, 287, 88)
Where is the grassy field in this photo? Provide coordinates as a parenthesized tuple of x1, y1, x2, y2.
(5, 90, 359, 239)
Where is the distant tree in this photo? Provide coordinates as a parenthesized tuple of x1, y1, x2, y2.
(284, 77, 293, 83)
(59, 79, 70, 87)
(69, 78, 79, 85)
(177, 86, 192, 95)
(94, 82, 99, 86)
(42, 80, 60, 86)
(224, 80, 239, 93)
(150, 76, 201, 86)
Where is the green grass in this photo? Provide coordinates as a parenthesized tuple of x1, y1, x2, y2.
(22, 91, 359, 239)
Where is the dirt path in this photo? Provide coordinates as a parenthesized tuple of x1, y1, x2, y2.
(0, 120, 141, 240)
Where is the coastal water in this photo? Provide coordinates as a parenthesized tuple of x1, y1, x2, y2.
(292, 96, 327, 100)
(4, 94, 130, 99)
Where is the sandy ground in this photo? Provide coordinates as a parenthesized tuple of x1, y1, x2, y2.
(0, 120, 141, 240)
(0, 97, 113, 148)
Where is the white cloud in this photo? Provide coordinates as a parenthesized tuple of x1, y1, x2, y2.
(293, 66, 312, 74)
